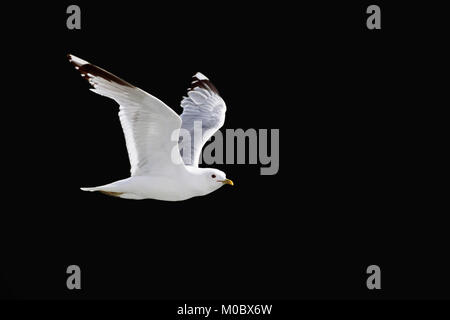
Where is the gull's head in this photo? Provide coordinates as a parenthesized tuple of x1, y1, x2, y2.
(186, 167, 234, 196)
(202, 168, 234, 191)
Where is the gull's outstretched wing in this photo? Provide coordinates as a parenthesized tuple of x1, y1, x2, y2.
(179, 73, 226, 166)
(68, 54, 184, 176)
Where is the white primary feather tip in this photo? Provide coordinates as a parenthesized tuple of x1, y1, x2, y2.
(194, 72, 208, 80)
(68, 54, 89, 66)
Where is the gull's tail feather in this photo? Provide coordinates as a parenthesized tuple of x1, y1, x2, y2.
(80, 186, 124, 198)
(80, 187, 98, 192)
(79, 178, 144, 199)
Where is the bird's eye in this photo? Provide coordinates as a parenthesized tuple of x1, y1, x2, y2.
(211, 174, 216, 179)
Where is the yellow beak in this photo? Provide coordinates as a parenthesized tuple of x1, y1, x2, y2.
(220, 179, 234, 186)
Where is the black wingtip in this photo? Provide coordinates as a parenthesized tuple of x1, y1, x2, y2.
(67, 54, 134, 88)
(189, 73, 220, 95)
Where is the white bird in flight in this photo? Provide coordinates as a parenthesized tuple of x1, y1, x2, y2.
(68, 54, 233, 201)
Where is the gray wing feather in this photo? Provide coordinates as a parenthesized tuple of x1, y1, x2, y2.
(179, 73, 226, 166)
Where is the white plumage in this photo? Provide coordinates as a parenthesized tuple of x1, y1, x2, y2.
(180, 72, 226, 166)
(68, 54, 233, 201)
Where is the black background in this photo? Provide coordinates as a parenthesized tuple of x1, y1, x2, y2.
(1, 1, 448, 300)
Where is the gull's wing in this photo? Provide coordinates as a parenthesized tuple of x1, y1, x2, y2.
(179, 73, 226, 166)
(68, 54, 184, 176)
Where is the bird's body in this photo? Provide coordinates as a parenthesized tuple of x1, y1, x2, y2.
(82, 167, 225, 201)
(68, 54, 233, 201)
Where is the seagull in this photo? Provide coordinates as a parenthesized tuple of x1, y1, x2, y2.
(68, 54, 233, 201)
